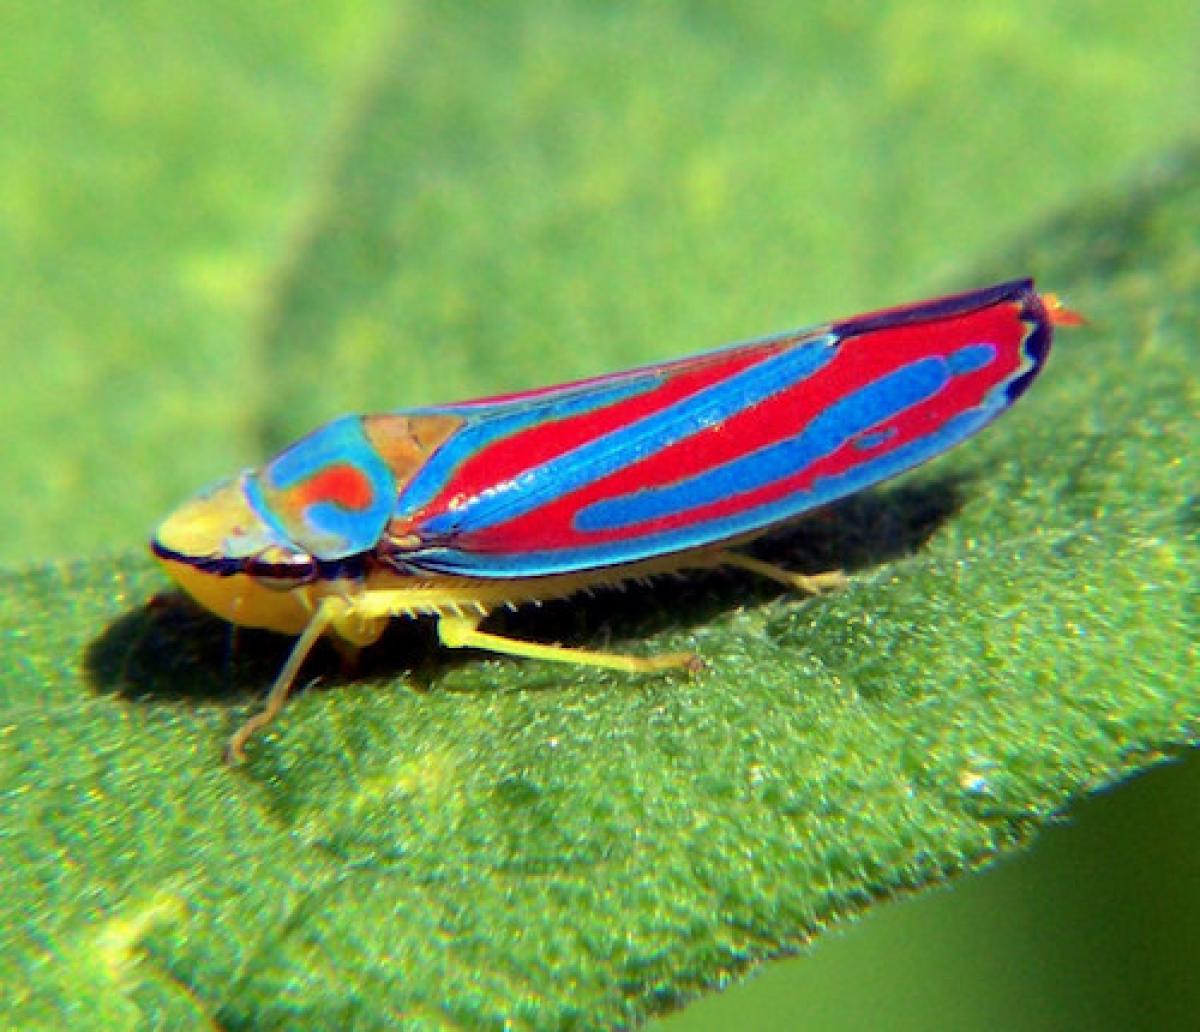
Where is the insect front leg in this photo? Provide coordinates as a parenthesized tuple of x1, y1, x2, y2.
(225, 597, 343, 764)
(715, 551, 847, 596)
(436, 612, 703, 675)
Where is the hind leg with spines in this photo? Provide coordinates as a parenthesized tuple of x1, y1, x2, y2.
(435, 611, 701, 673)
(715, 551, 846, 595)
(340, 587, 700, 673)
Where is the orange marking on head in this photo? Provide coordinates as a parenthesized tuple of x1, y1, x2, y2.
(298, 464, 375, 511)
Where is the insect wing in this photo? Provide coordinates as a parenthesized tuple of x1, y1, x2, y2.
(396, 279, 1053, 578)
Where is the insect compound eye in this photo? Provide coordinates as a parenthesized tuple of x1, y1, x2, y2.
(243, 549, 318, 591)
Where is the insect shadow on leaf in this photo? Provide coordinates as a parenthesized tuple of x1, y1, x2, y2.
(85, 475, 968, 712)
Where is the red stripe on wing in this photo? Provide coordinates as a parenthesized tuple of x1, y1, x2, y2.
(417, 339, 799, 515)
(437, 297, 1031, 554)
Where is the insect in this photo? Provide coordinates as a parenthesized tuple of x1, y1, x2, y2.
(152, 279, 1079, 761)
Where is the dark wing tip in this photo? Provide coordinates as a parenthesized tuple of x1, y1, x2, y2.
(1007, 281, 1083, 405)
(830, 278, 1071, 408)
(831, 278, 1037, 338)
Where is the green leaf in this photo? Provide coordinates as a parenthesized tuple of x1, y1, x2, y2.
(4, 146, 1199, 1027)
(5, 1, 1199, 562)
(0, 0, 394, 559)
(3, 4, 1199, 1029)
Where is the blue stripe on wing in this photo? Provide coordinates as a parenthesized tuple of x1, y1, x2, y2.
(415, 334, 839, 539)
(404, 341, 1014, 578)
(575, 351, 974, 532)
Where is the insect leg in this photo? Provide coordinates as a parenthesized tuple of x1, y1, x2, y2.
(436, 613, 702, 674)
(225, 598, 340, 764)
(716, 551, 847, 595)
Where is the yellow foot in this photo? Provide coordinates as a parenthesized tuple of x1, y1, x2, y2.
(716, 551, 847, 596)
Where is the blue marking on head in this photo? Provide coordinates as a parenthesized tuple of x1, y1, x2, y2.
(300, 492, 393, 557)
(251, 415, 397, 559)
(261, 416, 375, 491)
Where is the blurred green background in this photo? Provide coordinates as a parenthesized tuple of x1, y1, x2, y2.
(2, 1, 1197, 1027)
